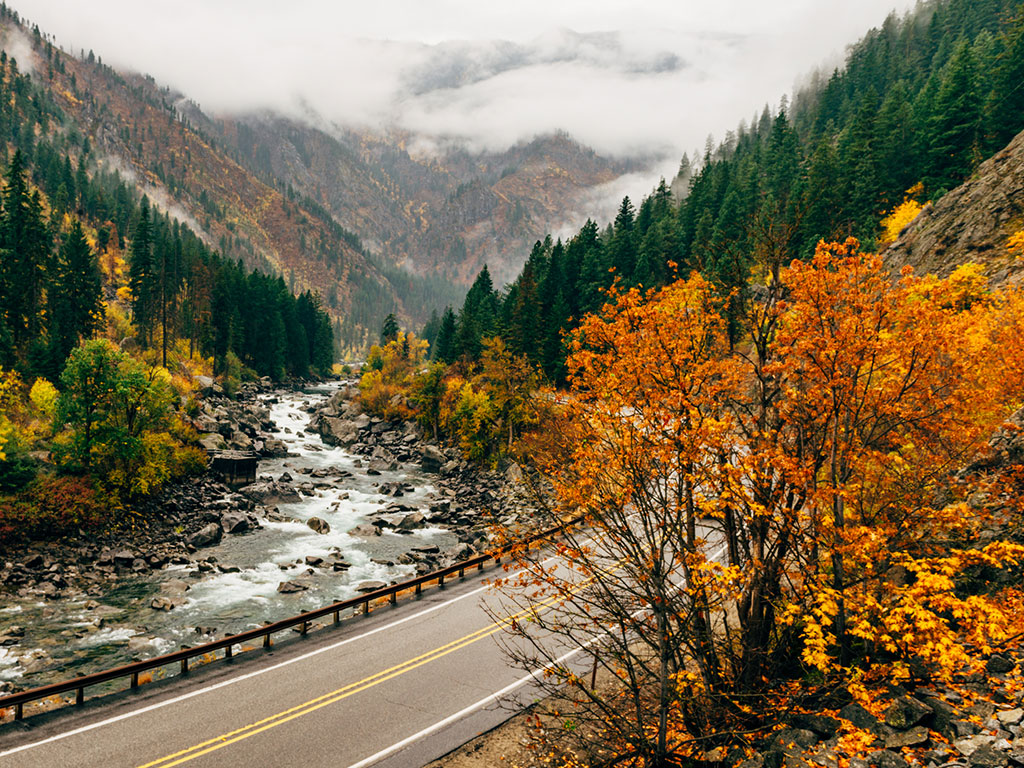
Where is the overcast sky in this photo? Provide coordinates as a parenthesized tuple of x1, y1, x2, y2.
(11, 0, 916, 193)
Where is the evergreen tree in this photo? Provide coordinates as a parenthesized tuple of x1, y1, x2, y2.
(380, 312, 400, 344)
(927, 38, 981, 190)
(985, 8, 1024, 153)
(455, 265, 499, 360)
(608, 197, 637, 281)
(0, 150, 50, 355)
(47, 218, 101, 377)
(433, 306, 457, 363)
(128, 199, 155, 343)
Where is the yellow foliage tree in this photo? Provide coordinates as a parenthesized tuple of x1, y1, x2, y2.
(358, 331, 428, 421)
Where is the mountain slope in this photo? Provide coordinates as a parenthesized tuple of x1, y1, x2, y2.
(191, 112, 634, 287)
(2, 10, 636, 350)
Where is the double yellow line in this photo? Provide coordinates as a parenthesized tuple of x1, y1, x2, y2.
(137, 568, 606, 768)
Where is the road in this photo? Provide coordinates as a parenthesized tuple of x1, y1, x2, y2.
(0, 559, 576, 768)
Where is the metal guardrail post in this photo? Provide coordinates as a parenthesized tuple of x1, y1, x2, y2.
(263, 633, 272, 649)
(131, 672, 139, 689)
(181, 657, 189, 674)
(225, 644, 233, 659)
(76, 687, 84, 706)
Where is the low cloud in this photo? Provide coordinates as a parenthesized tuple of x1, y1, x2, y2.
(0, 25, 37, 74)
(14, 0, 917, 186)
(97, 155, 212, 244)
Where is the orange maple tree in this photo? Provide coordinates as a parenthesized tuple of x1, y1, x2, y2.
(497, 239, 1024, 765)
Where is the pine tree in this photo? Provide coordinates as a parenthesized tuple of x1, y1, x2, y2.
(128, 198, 156, 344)
(47, 218, 101, 376)
(927, 38, 980, 190)
(985, 8, 1024, 153)
(433, 307, 457, 363)
(608, 197, 637, 282)
(0, 150, 51, 355)
(455, 265, 499, 360)
(381, 312, 400, 344)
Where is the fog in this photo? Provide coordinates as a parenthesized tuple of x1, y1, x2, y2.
(11, 0, 918, 201)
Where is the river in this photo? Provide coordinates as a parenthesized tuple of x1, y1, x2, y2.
(0, 383, 459, 690)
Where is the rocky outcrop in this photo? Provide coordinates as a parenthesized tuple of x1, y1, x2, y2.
(884, 129, 1024, 287)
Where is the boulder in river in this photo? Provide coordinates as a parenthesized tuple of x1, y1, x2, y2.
(355, 581, 387, 593)
(319, 417, 361, 447)
(348, 523, 381, 538)
(396, 512, 426, 531)
(260, 438, 290, 458)
(306, 516, 331, 535)
(277, 580, 310, 594)
(220, 510, 250, 534)
(420, 445, 446, 472)
(186, 523, 223, 548)
(242, 481, 302, 506)
(150, 596, 184, 611)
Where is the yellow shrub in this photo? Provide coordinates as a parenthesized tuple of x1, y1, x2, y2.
(1008, 229, 1024, 256)
(880, 199, 923, 246)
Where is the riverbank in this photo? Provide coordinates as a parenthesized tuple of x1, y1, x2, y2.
(0, 379, 540, 694)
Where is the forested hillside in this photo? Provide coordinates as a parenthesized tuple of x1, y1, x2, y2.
(430, 0, 1024, 381)
(0, 25, 335, 526)
(0, 10, 409, 353)
(0, 6, 637, 351)
(0, 44, 334, 383)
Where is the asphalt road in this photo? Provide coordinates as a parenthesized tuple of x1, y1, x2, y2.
(0, 559, 575, 768)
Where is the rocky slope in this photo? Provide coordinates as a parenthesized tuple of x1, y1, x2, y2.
(884, 129, 1024, 286)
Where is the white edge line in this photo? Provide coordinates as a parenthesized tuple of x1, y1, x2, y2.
(0, 554, 557, 759)
(344, 637, 597, 768)
(346, 542, 730, 768)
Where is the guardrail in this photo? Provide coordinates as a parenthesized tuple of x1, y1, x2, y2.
(0, 517, 578, 723)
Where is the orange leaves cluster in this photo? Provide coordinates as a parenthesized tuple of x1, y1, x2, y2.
(550, 237, 1024, 711)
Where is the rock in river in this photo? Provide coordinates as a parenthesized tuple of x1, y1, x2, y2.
(187, 523, 223, 548)
(355, 581, 387, 593)
(420, 444, 446, 472)
(242, 481, 302, 506)
(307, 516, 331, 535)
(277, 580, 311, 594)
(220, 510, 250, 534)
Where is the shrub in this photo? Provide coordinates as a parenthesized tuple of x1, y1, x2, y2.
(0, 475, 107, 542)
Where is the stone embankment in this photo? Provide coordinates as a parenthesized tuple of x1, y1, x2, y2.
(725, 655, 1024, 768)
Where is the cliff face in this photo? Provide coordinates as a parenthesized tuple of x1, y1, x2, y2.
(884, 129, 1024, 285)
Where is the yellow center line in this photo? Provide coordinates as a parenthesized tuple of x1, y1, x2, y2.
(135, 564, 615, 768)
